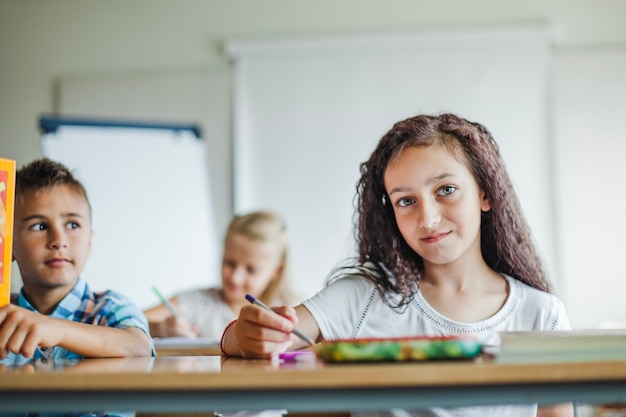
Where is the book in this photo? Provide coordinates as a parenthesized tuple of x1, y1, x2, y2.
(495, 329, 626, 363)
(315, 335, 483, 363)
(0, 158, 16, 306)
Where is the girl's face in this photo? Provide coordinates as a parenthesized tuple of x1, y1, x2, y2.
(221, 233, 283, 305)
(383, 144, 491, 269)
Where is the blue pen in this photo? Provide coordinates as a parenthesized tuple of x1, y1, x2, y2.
(152, 286, 179, 318)
(245, 294, 315, 347)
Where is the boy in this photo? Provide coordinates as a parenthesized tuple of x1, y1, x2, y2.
(0, 157, 153, 361)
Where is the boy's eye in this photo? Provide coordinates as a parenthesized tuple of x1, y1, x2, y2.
(396, 197, 415, 208)
(438, 185, 457, 196)
(66, 221, 80, 230)
(29, 223, 47, 231)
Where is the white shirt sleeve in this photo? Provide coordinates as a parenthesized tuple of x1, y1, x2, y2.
(303, 275, 379, 340)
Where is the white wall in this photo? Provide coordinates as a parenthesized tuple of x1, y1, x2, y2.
(553, 49, 626, 329)
(1, 1, 626, 326)
(3, 0, 625, 170)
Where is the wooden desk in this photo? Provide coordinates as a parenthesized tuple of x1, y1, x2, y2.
(2, 356, 626, 413)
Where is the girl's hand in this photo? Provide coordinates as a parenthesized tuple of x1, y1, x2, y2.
(233, 304, 299, 358)
(157, 316, 199, 338)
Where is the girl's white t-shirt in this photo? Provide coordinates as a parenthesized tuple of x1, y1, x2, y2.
(303, 274, 571, 417)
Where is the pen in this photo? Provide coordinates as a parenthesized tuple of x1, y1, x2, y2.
(152, 286, 179, 318)
(245, 294, 316, 347)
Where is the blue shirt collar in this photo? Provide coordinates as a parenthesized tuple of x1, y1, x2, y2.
(17, 277, 87, 319)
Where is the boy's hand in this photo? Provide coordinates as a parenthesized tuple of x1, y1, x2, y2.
(0, 305, 62, 359)
(233, 304, 298, 358)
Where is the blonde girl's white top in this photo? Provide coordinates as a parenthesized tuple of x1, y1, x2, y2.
(175, 287, 237, 339)
(303, 274, 571, 417)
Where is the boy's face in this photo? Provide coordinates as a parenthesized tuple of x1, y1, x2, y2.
(13, 184, 92, 293)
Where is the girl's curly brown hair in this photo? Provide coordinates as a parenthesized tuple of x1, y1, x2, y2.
(335, 113, 551, 308)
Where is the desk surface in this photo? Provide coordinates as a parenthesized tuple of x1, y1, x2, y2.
(2, 356, 626, 412)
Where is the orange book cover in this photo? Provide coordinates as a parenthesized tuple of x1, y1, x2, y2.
(0, 158, 16, 306)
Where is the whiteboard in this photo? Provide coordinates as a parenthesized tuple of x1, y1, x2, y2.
(40, 117, 220, 308)
(227, 27, 556, 299)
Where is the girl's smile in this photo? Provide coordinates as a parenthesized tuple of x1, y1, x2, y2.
(421, 231, 451, 244)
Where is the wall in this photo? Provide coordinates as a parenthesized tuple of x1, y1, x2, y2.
(1, 0, 626, 327)
(553, 49, 626, 329)
(3, 0, 625, 176)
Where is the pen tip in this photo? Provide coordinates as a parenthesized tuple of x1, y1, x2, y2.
(245, 294, 254, 302)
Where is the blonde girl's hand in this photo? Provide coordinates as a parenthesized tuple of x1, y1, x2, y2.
(234, 304, 299, 358)
(158, 316, 199, 338)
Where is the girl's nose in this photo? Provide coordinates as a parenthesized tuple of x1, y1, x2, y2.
(418, 201, 441, 229)
(230, 266, 246, 285)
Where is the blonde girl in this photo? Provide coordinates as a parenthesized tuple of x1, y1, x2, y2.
(145, 210, 296, 338)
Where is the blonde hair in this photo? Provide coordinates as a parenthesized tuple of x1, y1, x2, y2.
(225, 210, 297, 306)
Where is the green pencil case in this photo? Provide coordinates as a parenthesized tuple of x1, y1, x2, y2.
(315, 335, 483, 362)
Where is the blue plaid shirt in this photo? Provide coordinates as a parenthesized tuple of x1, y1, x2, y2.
(1, 278, 153, 417)
(2, 277, 154, 361)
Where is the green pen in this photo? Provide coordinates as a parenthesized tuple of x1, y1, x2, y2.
(152, 286, 179, 318)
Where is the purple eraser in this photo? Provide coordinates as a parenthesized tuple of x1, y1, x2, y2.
(277, 351, 315, 362)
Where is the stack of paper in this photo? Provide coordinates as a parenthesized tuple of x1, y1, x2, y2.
(152, 337, 220, 349)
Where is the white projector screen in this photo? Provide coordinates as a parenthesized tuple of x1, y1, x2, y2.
(227, 27, 556, 300)
(40, 117, 219, 309)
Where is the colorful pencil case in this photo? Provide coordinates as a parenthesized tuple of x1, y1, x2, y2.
(315, 335, 483, 362)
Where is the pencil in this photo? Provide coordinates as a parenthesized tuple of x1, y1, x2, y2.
(245, 294, 315, 347)
(152, 286, 179, 318)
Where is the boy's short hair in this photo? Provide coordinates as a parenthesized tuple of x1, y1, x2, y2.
(16, 157, 91, 214)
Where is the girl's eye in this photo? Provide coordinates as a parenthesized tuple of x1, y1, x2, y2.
(29, 223, 46, 231)
(438, 185, 457, 196)
(396, 197, 415, 208)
